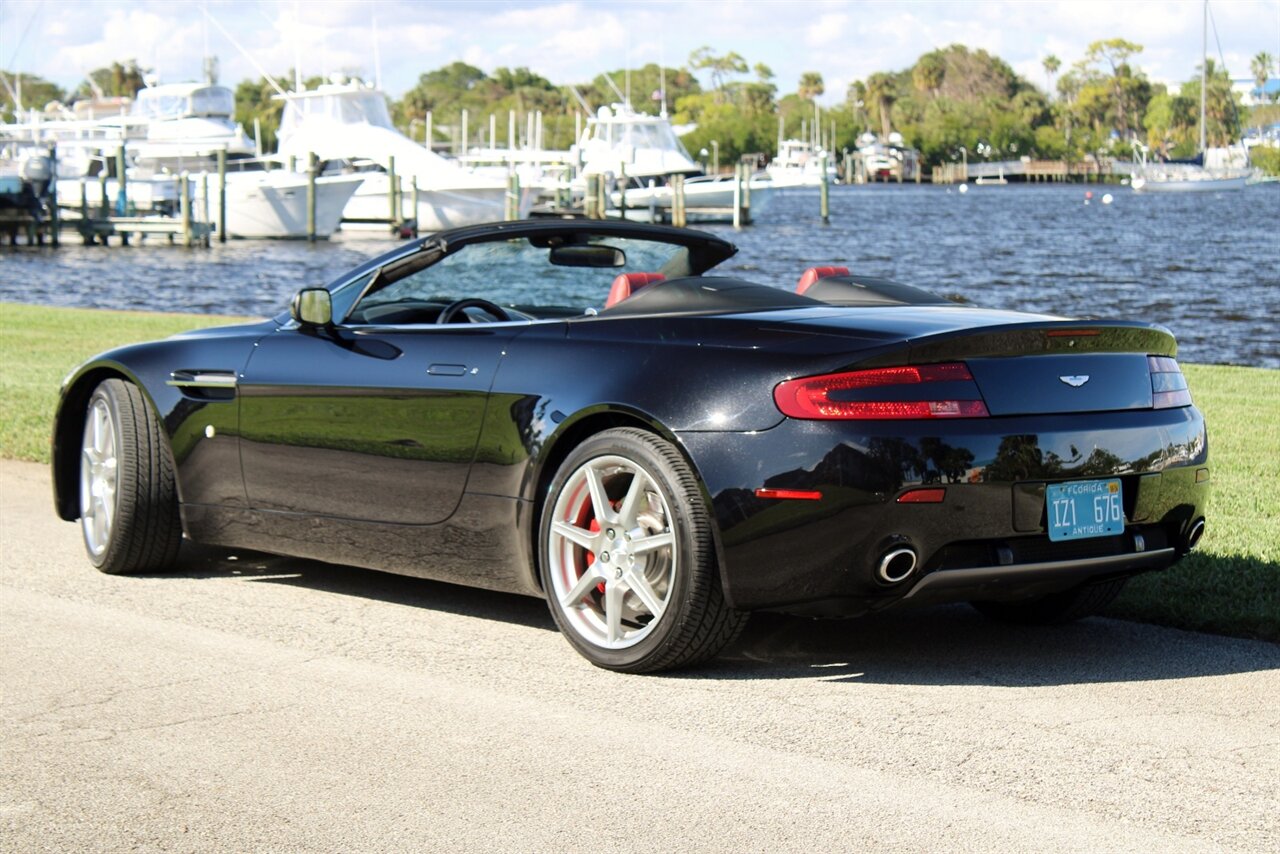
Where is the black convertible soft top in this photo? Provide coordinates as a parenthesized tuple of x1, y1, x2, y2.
(600, 276, 823, 316)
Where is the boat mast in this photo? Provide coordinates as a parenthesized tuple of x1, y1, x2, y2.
(1199, 0, 1207, 154)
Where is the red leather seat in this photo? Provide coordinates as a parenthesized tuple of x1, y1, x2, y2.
(796, 266, 850, 295)
(605, 272, 666, 308)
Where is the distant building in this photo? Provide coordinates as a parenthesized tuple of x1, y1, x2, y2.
(1232, 78, 1280, 106)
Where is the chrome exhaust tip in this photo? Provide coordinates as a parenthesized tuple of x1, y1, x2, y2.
(1185, 519, 1205, 551)
(877, 547, 918, 584)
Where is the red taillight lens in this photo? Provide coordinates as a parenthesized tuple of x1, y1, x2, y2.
(774, 363, 989, 420)
(1149, 356, 1192, 408)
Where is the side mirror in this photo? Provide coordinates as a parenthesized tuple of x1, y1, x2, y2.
(291, 288, 333, 327)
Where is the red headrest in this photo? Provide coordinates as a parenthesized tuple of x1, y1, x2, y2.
(605, 272, 666, 308)
(796, 266, 850, 294)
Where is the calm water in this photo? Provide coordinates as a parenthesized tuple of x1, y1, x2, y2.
(1, 183, 1277, 367)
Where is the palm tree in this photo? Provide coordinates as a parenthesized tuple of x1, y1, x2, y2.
(1251, 51, 1274, 104)
(1043, 54, 1061, 99)
(798, 71, 824, 101)
(865, 73, 896, 139)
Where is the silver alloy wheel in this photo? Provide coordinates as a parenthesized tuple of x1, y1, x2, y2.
(547, 454, 678, 650)
(80, 397, 119, 558)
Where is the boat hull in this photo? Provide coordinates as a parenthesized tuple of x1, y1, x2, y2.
(609, 179, 775, 222)
(340, 173, 535, 232)
(1131, 174, 1250, 192)
(205, 173, 363, 239)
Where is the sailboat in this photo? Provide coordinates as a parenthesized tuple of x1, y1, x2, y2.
(1131, 0, 1253, 192)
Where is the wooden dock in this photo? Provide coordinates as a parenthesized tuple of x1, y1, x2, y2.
(932, 158, 1135, 184)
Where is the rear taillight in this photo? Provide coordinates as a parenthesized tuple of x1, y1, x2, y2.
(1149, 356, 1192, 408)
(774, 363, 989, 420)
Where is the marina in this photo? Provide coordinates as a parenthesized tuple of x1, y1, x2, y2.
(2, 182, 1276, 368)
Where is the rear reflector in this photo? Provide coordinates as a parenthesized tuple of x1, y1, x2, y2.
(897, 488, 946, 503)
(1148, 356, 1192, 408)
(774, 363, 989, 420)
(755, 488, 823, 501)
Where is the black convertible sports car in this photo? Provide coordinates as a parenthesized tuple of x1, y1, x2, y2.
(53, 220, 1209, 672)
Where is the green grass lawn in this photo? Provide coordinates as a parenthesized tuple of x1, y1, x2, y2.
(0, 302, 255, 461)
(1, 301, 1276, 641)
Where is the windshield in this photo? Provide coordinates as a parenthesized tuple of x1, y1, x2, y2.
(343, 236, 697, 323)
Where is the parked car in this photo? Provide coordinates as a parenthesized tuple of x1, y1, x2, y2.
(53, 220, 1209, 672)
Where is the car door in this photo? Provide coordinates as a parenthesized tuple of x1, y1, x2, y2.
(237, 321, 523, 525)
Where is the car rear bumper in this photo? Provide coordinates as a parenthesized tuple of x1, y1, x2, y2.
(678, 405, 1208, 614)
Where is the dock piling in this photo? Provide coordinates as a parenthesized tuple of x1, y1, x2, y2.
(411, 177, 419, 234)
(48, 144, 59, 247)
(671, 174, 686, 228)
(216, 149, 227, 242)
(180, 172, 192, 248)
(505, 172, 521, 220)
(732, 164, 743, 229)
(819, 154, 830, 224)
(387, 155, 397, 228)
(114, 145, 128, 217)
(306, 152, 317, 242)
(618, 165, 627, 217)
(201, 172, 211, 247)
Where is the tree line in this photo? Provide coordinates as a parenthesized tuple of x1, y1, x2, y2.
(4, 44, 1277, 168)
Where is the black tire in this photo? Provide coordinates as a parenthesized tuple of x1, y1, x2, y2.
(539, 428, 746, 673)
(79, 378, 183, 575)
(970, 577, 1128, 625)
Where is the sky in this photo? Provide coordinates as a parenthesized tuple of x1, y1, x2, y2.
(2, 0, 1279, 107)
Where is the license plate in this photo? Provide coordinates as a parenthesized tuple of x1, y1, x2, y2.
(1046, 479, 1124, 542)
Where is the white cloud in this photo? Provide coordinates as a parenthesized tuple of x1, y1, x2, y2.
(806, 13, 849, 48)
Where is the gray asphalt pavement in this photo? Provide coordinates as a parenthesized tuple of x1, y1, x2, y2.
(2, 459, 1277, 852)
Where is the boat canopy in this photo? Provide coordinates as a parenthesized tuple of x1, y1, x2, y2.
(280, 86, 395, 135)
(132, 85, 235, 121)
(590, 112, 693, 161)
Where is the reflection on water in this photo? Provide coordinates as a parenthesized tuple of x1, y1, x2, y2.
(1, 183, 1276, 366)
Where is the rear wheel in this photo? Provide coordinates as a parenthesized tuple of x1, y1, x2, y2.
(79, 378, 183, 575)
(539, 428, 746, 672)
(970, 577, 1128, 625)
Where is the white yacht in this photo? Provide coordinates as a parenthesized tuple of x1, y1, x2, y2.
(573, 103, 773, 221)
(856, 132, 922, 182)
(275, 80, 534, 231)
(124, 83, 364, 239)
(4, 84, 362, 239)
(766, 139, 837, 187)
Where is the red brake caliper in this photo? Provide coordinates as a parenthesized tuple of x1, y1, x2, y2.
(574, 497, 605, 595)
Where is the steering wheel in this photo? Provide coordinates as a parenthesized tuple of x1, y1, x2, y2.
(436, 298, 512, 324)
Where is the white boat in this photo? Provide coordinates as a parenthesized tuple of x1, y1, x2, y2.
(1129, 163, 1250, 192)
(855, 132, 922, 182)
(574, 103, 773, 221)
(610, 173, 773, 223)
(1131, 2, 1255, 193)
(199, 171, 364, 239)
(4, 83, 363, 238)
(766, 139, 837, 187)
(275, 80, 534, 231)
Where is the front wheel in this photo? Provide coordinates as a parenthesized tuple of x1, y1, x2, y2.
(539, 428, 746, 672)
(79, 378, 183, 575)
